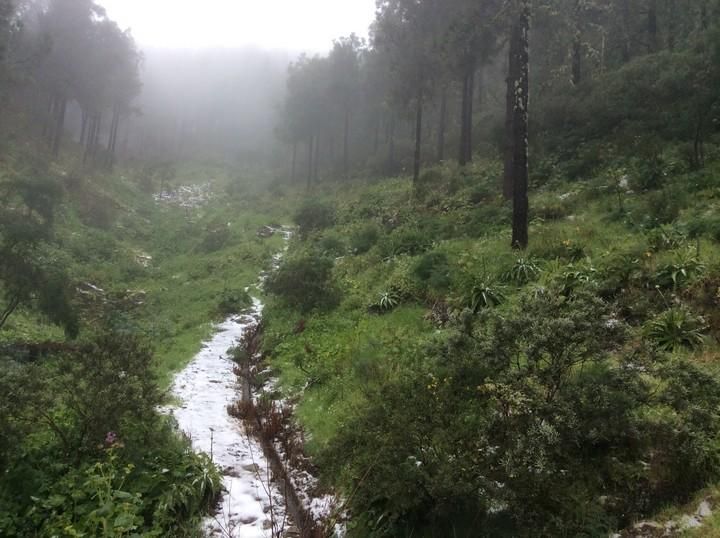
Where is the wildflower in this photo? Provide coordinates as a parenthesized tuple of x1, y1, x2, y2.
(105, 431, 118, 445)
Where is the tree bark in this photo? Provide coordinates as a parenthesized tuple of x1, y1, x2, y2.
(314, 134, 320, 183)
(413, 89, 424, 185)
(387, 114, 396, 172)
(437, 86, 447, 162)
(647, 0, 658, 53)
(51, 97, 66, 157)
(620, 0, 632, 62)
(511, 2, 530, 250)
(307, 136, 314, 190)
(43, 95, 54, 140)
(572, 31, 582, 85)
(80, 110, 88, 146)
(291, 140, 298, 182)
(343, 107, 350, 178)
(667, 0, 677, 50)
(477, 65, 485, 110)
(459, 63, 475, 167)
(503, 35, 519, 199)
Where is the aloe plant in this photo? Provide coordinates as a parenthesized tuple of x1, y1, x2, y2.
(644, 307, 706, 352)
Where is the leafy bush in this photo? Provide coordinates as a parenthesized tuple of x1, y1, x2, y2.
(413, 251, 451, 291)
(294, 199, 336, 236)
(639, 186, 687, 228)
(197, 224, 231, 253)
(350, 223, 381, 254)
(266, 254, 339, 312)
(653, 249, 705, 290)
(317, 231, 346, 257)
(687, 211, 720, 243)
(646, 223, 688, 252)
(644, 307, 706, 351)
(503, 257, 541, 285)
(323, 289, 720, 536)
(217, 288, 253, 316)
(369, 291, 400, 314)
(467, 281, 505, 312)
(379, 227, 433, 258)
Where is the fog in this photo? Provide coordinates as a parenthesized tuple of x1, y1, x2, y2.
(89, 0, 376, 167)
(98, 0, 376, 50)
(121, 47, 293, 163)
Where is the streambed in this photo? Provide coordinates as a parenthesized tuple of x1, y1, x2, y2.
(168, 303, 288, 537)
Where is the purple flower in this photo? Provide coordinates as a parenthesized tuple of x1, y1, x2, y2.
(105, 431, 118, 446)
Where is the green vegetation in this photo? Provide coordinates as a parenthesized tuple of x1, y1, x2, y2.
(262, 152, 720, 536)
(0, 141, 291, 534)
(2, 0, 720, 535)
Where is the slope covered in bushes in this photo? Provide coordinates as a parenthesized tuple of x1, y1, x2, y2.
(262, 151, 720, 536)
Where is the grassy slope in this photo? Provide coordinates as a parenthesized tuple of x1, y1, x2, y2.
(0, 147, 295, 386)
(262, 155, 720, 532)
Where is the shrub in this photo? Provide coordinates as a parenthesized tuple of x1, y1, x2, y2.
(217, 288, 252, 316)
(413, 252, 451, 291)
(645, 223, 688, 252)
(379, 227, 433, 258)
(197, 225, 231, 253)
(503, 257, 541, 285)
(644, 307, 706, 352)
(266, 255, 339, 312)
(317, 232, 346, 257)
(467, 281, 505, 313)
(653, 249, 705, 290)
(369, 291, 400, 314)
(638, 186, 686, 228)
(350, 223, 381, 254)
(687, 211, 720, 243)
(294, 199, 336, 236)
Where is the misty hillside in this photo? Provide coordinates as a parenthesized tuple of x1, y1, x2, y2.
(1, 0, 720, 537)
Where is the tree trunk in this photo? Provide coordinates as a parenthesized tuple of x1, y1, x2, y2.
(413, 89, 424, 185)
(291, 140, 298, 182)
(92, 112, 102, 160)
(80, 110, 88, 146)
(43, 95, 54, 140)
(667, 0, 677, 50)
(437, 86, 447, 162)
(648, 0, 658, 53)
(459, 63, 475, 167)
(387, 114, 395, 172)
(307, 136, 314, 190)
(373, 116, 380, 155)
(620, 0, 632, 62)
(343, 107, 350, 178)
(51, 97, 66, 157)
(503, 36, 519, 199)
(477, 65, 485, 110)
(511, 2, 530, 250)
(314, 134, 320, 183)
(572, 31, 582, 85)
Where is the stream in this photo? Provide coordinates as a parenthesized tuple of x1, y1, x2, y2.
(169, 302, 289, 537)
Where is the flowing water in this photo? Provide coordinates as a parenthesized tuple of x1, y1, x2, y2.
(168, 303, 288, 537)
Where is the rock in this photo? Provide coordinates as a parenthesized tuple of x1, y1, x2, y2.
(697, 500, 713, 518)
(242, 463, 260, 474)
(257, 225, 276, 238)
(632, 520, 663, 532)
(680, 515, 703, 529)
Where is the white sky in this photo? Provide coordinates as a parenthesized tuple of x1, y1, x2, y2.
(98, 0, 377, 52)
